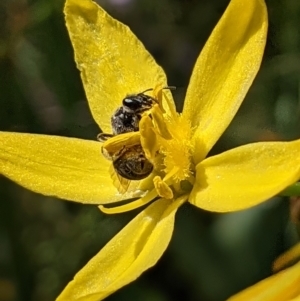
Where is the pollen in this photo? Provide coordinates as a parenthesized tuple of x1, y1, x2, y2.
(160, 114, 193, 182)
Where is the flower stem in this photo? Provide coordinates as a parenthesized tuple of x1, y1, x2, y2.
(279, 182, 300, 196)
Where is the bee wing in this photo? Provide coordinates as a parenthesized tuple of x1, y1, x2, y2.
(109, 164, 131, 194)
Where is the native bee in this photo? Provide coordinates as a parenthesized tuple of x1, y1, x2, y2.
(99, 132, 152, 192)
(110, 88, 157, 135)
(98, 87, 175, 187)
(112, 144, 153, 180)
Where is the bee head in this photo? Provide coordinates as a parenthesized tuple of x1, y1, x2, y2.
(121, 86, 175, 113)
(122, 91, 155, 113)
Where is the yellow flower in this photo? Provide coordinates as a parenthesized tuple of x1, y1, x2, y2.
(227, 245, 300, 301)
(227, 262, 300, 301)
(1, 0, 300, 300)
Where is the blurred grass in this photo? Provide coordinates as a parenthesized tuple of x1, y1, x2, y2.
(0, 0, 300, 300)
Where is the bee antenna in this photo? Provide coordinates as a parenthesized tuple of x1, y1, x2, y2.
(139, 86, 176, 95)
(163, 86, 176, 91)
(140, 88, 154, 94)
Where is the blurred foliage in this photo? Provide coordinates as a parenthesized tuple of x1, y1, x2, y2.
(0, 0, 300, 300)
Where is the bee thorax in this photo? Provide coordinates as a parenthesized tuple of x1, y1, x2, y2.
(111, 106, 140, 135)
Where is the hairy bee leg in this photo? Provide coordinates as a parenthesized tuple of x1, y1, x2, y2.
(97, 133, 114, 142)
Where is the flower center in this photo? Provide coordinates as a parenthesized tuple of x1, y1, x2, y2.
(99, 87, 194, 214)
(140, 88, 195, 186)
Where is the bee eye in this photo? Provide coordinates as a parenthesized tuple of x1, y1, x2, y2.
(122, 97, 141, 110)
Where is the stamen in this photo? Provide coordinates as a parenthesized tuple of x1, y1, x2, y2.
(163, 167, 180, 183)
(153, 85, 166, 113)
(153, 85, 175, 113)
(101, 131, 140, 157)
(172, 181, 182, 193)
(153, 176, 173, 199)
(98, 189, 158, 214)
(151, 105, 172, 139)
(140, 115, 159, 163)
(160, 115, 193, 182)
(162, 89, 178, 119)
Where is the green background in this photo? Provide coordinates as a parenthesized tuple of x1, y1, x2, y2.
(0, 0, 300, 300)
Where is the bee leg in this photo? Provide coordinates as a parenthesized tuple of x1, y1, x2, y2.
(97, 133, 114, 142)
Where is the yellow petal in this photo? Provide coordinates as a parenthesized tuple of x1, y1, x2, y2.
(64, 0, 170, 133)
(190, 140, 300, 212)
(0, 132, 135, 204)
(227, 261, 300, 301)
(183, 0, 268, 162)
(56, 197, 185, 301)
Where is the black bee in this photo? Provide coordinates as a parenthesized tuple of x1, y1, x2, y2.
(98, 87, 175, 183)
(111, 88, 156, 135)
(112, 144, 153, 181)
